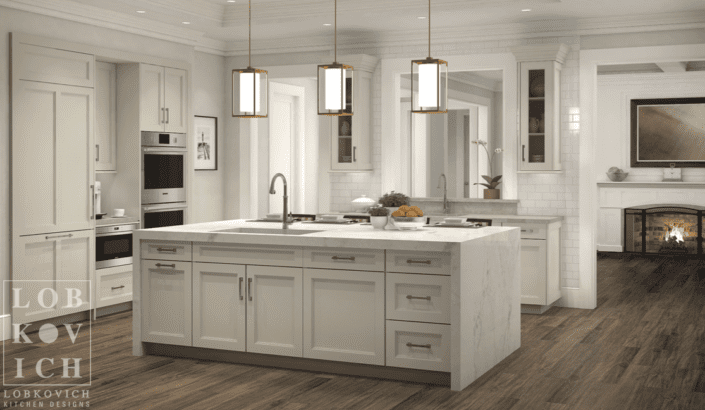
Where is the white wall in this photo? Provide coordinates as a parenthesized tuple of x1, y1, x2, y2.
(597, 72, 705, 182)
(193, 51, 226, 222)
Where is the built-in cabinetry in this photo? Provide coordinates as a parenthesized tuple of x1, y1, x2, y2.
(501, 221, 561, 313)
(95, 61, 117, 172)
(330, 55, 378, 172)
(511, 44, 569, 172)
(139, 64, 188, 133)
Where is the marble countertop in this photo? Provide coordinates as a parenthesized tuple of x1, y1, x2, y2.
(135, 219, 519, 252)
(96, 216, 140, 226)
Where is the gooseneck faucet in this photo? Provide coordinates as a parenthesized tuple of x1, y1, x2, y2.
(437, 173, 449, 214)
(269, 173, 289, 230)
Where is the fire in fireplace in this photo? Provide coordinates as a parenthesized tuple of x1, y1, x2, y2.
(624, 205, 703, 255)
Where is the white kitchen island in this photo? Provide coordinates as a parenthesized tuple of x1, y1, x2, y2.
(132, 220, 520, 392)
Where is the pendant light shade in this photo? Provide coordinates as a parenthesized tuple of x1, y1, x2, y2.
(233, 0, 268, 118)
(318, 0, 353, 116)
(411, 0, 447, 114)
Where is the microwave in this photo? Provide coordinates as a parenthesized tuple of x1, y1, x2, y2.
(141, 131, 187, 205)
(96, 223, 137, 269)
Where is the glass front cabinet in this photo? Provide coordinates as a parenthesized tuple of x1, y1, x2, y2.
(330, 55, 377, 172)
(512, 44, 569, 172)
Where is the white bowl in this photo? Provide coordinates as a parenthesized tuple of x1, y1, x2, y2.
(444, 217, 465, 224)
(391, 216, 426, 230)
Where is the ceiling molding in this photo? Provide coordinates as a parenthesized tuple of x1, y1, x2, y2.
(144, 0, 224, 24)
(448, 73, 502, 92)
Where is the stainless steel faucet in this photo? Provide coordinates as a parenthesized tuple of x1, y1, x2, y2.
(437, 173, 449, 214)
(269, 173, 289, 230)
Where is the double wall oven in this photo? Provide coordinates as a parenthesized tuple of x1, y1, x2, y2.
(141, 131, 188, 228)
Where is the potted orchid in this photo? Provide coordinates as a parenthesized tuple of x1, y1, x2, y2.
(472, 140, 504, 199)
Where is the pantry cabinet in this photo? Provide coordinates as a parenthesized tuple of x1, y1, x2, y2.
(140, 64, 188, 133)
(95, 61, 117, 172)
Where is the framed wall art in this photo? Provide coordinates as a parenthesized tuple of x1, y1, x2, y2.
(194, 115, 217, 170)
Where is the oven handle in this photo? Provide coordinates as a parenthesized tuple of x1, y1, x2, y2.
(142, 148, 187, 153)
(96, 231, 134, 237)
(143, 205, 188, 212)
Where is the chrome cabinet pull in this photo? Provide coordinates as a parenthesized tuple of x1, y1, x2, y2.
(156, 247, 177, 253)
(161, 108, 165, 123)
(46, 233, 73, 240)
(111, 285, 125, 290)
(155, 263, 175, 268)
(332, 256, 355, 261)
(166, 108, 169, 124)
(406, 342, 431, 349)
(353, 146, 357, 162)
(406, 295, 431, 301)
(522, 145, 526, 162)
(406, 259, 431, 265)
(521, 229, 534, 233)
(239, 277, 244, 301)
(248, 278, 253, 301)
(96, 144, 99, 162)
(90, 184, 95, 220)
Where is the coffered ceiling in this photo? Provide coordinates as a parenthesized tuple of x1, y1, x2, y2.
(4, 0, 705, 55)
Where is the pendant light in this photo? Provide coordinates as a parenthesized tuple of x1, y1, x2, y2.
(232, 0, 268, 118)
(318, 0, 353, 116)
(411, 0, 447, 114)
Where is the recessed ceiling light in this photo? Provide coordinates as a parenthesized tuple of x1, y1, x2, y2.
(323, 23, 332, 26)
(522, 8, 532, 12)
(418, 16, 426, 19)
(227, 0, 236, 2)
(136, 10, 146, 13)
(182, 21, 191, 24)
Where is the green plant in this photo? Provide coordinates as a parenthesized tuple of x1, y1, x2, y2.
(369, 207, 389, 216)
(378, 191, 409, 207)
(472, 140, 503, 190)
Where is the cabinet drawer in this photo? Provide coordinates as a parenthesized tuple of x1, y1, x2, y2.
(96, 265, 133, 308)
(193, 243, 302, 267)
(386, 250, 450, 275)
(386, 321, 450, 372)
(141, 241, 191, 261)
(303, 248, 384, 272)
(502, 223, 547, 239)
(386, 273, 450, 324)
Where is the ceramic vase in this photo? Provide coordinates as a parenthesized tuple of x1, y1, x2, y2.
(484, 189, 500, 199)
(370, 216, 388, 230)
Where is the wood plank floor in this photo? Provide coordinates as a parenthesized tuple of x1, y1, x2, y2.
(3, 253, 705, 409)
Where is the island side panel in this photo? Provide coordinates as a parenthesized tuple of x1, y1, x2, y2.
(132, 233, 143, 356)
(450, 228, 521, 391)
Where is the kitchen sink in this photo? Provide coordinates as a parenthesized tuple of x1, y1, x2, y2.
(213, 227, 323, 235)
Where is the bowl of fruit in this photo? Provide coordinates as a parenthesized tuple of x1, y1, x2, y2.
(606, 166, 629, 182)
(391, 205, 425, 230)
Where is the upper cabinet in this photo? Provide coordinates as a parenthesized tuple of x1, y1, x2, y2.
(95, 61, 117, 172)
(140, 64, 188, 133)
(511, 44, 569, 172)
(330, 55, 378, 172)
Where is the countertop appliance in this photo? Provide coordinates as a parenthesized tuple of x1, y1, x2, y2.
(96, 222, 137, 269)
(141, 131, 187, 205)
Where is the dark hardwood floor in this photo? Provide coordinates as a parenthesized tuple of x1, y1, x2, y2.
(3, 253, 705, 409)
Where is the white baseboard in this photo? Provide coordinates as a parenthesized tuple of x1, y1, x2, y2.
(558, 287, 597, 310)
(597, 244, 622, 252)
(0, 314, 10, 341)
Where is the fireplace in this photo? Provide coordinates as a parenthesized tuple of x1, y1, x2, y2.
(624, 205, 704, 255)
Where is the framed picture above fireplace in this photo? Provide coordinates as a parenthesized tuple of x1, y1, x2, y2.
(630, 97, 705, 168)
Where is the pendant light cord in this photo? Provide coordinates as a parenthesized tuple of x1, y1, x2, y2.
(428, 0, 431, 58)
(334, 0, 337, 63)
(249, 0, 252, 68)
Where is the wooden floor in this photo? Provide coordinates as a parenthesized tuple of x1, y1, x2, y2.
(3, 253, 705, 409)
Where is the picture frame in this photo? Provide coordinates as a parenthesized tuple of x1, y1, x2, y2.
(194, 115, 217, 171)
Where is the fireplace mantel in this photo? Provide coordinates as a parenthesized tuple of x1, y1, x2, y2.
(598, 182, 705, 252)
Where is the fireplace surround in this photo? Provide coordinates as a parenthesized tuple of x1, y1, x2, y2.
(624, 204, 704, 255)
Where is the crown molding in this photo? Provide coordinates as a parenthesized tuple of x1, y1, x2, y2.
(449, 73, 502, 92)
(510, 43, 570, 63)
(144, 0, 224, 24)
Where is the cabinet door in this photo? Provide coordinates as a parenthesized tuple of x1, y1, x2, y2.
(13, 81, 94, 235)
(193, 262, 246, 351)
(164, 68, 187, 133)
(95, 61, 117, 172)
(96, 264, 133, 309)
(330, 71, 371, 171)
(141, 260, 192, 346)
(139, 64, 165, 132)
(303, 268, 384, 365)
(520, 239, 547, 305)
(246, 266, 302, 357)
(12, 230, 93, 324)
(519, 61, 559, 172)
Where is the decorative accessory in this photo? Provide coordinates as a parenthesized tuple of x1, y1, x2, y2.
(663, 163, 682, 182)
(411, 0, 447, 114)
(352, 195, 377, 212)
(194, 116, 217, 170)
(472, 140, 503, 198)
(232, 0, 268, 118)
(378, 191, 410, 208)
(369, 207, 389, 217)
(606, 166, 629, 182)
(318, 0, 353, 116)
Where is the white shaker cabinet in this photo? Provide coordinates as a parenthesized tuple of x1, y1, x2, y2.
(246, 265, 303, 357)
(12, 230, 94, 324)
(141, 260, 192, 346)
(12, 81, 95, 236)
(303, 268, 385, 365)
(140, 64, 187, 133)
(95, 61, 117, 172)
(193, 262, 246, 351)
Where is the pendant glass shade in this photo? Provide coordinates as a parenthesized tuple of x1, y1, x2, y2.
(232, 68, 268, 118)
(318, 63, 353, 116)
(411, 58, 448, 113)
